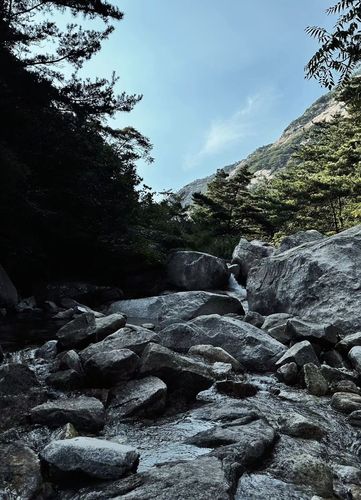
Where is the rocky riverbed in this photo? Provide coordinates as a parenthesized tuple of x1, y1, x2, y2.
(1, 226, 361, 499)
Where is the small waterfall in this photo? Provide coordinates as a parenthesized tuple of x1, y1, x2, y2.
(227, 274, 248, 311)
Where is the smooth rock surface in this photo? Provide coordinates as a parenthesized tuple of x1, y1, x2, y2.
(276, 341, 319, 368)
(349, 346, 361, 373)
(30, 397, 105, 432)
(188, 344, 242, 371)
(109, 376, 167, 418)
(247, 225, 361, 333)
(94, 313, 127, 340)
(160, 314, 285, 372)
(41, 437, 139, 480)
(232, 238, 274, 282)
(166, 251, 230, 291)
(108, 291, 244, 327)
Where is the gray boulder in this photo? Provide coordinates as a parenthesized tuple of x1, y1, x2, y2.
(303, 363, 328, 396)
(166, 251, 230, 290)
(56, 312, 96, 350)
(348, 410, 361, 428)
(247, 225, 361, 333)
(276, 341, 319, 368)
(30, 397, 105, 432)
(349, 346, 361, 373)
(160, 314, 285, 372)
(276, 230, 325, 253)
(84, 348, 139, 386)
(46, 369, 84, 390)
(94, 313, 127, 340)
(279, 413, 326, 439)
(0, 443, 41, 500)
(40, 437, 139, 481)
(244, 310, 265, 328)
(108, 291, 244, 327)
(331, 392, 361, 413)
(232, 238, 274, 283)
(286, 318, 338, 345)
(337, 332, 361, 354)
(79, 325, 159, 363)
(0, 264, 18, 308)
(276, 362, 299, 386)
(0, 363, 40, 396)
(108, 376, 167, 417)
(261, 313, 293, 344)
(140, 343, 214, 399)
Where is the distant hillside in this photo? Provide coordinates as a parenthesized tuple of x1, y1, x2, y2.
(177, 92, 345, 206)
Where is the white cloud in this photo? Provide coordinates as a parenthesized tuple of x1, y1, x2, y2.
(184, 90, 277, 170)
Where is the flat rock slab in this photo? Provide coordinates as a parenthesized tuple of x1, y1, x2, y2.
(109, 376, 167, 418)
(108, 291, 244, 327)
(30, 397, 105, 432)
(40, 437, 139, 481)
(160, 314, 285, 372)
(140, 343, 214, 399)
(79, 326, 160, 363)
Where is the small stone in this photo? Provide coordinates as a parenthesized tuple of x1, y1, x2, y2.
(244, 311, 265, 328)
(303, 363, 328, 396)
(188, 344, 242, 371)
(276, 362, 298, 385)
(141, 323, 155, 330)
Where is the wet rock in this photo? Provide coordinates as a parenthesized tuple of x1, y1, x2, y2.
(79, 325, 159, 364)
(0, 442, 41, 499)
(108, 376, 167, 418)
(36, 340, 58, 360)
(228, 263, 240, 279)
(53, 423, 79, 440)
(330, 379, 361, 395)
(267, 452, 333, 497)
(244, 310, 265, 328)
(236, 472, 317, 499)
(56, 312, 96, 350)
(52, 350, 83, 373)
(336, 331, 361, 354)
(140, 343, 214, 399)
(279, 413, 326, 439)
(0, 264, 18, 308)
(231, 238, 274, 283)
(84, 349, 139, 386)
(211, 362, 233, 379)
(46, 369, 85, 390)
(40, 437, 139, 481)
(160, 314, 285, 372)
(276, 230, 325, 253)
(30, 397, 105, 432)
(348, 410, 361, 427)
(166, 250, 230, 291)
(215, 380, 258, 398)
(330, 392, 361, 413)
(276, 341, 319, 368)
(286, 318, 338, 345)
(247, 225, 361, 334)
(303, 363, 328, 396)
(188, 344, 242, 371)
(276, 362, 299, 385)
(71, 456, 230, 499)
(94, 313, 127, 341)
(141, 323, 155, 330)
(108, 291, 244, 327)
(262, 313, 293, 331)
(320, 364, 358, 384)
(0, 363, 40, 396)
(349, 346, 361, 373)
(320, 349, 346, 368)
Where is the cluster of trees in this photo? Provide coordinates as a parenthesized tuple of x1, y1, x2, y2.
(0, 0, 359, 293)
(182, 77, 361, 256)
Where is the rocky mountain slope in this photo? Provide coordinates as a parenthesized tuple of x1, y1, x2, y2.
(178, 92, 345, 206)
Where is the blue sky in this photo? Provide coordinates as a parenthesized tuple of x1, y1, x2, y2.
(82, 0, 333, 192)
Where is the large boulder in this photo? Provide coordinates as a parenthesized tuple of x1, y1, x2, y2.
(0, 264, 18, 308)
(30, 397, 105, 432)
(84, 348, 140, 386)
(40, 437, 139, 481)
(276, 230, 325, 254)
(166, 251, 230, 291)
(108, 291, 244, 327)
(56, 312, 96, 350)
(276, 341, 319, 368)
(247, 225, 361, 333)
(108, 376, 167, 418)
(79, 325, 159, 363)
(140, 343, 214, 399)
(159, 315, 285, 372)
(231, 238, 274, 283)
